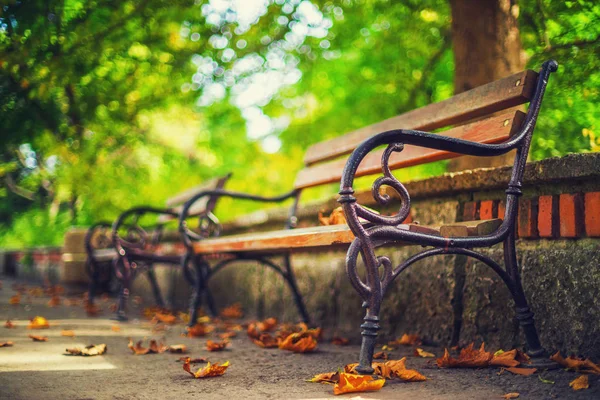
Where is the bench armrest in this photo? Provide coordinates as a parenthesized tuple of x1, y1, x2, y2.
(112, 207, 180, 254)
(178, 189, 300, 244)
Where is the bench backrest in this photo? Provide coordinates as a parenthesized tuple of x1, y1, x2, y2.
(293, 69, 539, 190)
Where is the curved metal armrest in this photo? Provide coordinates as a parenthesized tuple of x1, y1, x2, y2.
(178, 189, 299, 244)
(112, 207, 180, 253)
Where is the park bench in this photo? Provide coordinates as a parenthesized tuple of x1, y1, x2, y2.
(178, 60, 558, 372)
(85, 173, 231, 319)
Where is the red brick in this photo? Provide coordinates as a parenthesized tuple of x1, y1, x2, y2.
(559, 193, 584, 238)
(537, 195, 557, 238)
(463, 201, 478, 221)
(498, 201, 506, 220)
(479, 200, 495, 220)
(518, 198, 538, 238)
(584, 192, 600, 237)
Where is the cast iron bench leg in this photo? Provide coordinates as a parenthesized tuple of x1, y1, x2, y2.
(145, 263, 165, 308)
(187, 256, 210, 327)
(283, 255, 311, 324)
(114, 257, 130, 321)
(87, 258, 99, 306)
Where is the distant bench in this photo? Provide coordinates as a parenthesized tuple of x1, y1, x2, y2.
(85, 174, 231, 318)
(177, 61, 558, 372)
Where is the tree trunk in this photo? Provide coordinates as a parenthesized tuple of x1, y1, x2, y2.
(448, 0, 525, 171)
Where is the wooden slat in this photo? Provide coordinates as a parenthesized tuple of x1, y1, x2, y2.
(294, 110, 525, 190)
(304, 70, 538, 166)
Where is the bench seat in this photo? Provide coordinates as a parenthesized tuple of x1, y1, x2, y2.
(193, 219, 502, 254)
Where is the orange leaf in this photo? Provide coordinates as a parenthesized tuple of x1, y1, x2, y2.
(278, 332, 318, 353)
(127, 338, 168, 355)
(333, 373, 385, 395)
(390, 333, 422, 346)
(29, 334, 48, 342)
(550, 351, 600, 374)
(4, 320, 15, 329)
(414, 348, 435, 358)
(373, 351, 389, 360)
(1, 341, 15, 347)
(111, 325, 121, 332)
(168, 345, 187, 353)
(502, 393, 520, 399)
(257, 317, 278, 332)
(319, 207, 347, 226)
(186, 323, 213, 337)
(9, 294, 20, 305)
(27, 316, 50, 329)
(65, 344, 107, 356)
(385, 357, 427, 382)
(220, 303, 244, 319)
(252, 333, 279, 348)
(152, 312, 177, 325)
(47, 295, 61, 307)
(331, 336, 349, 346)
(61, 330, 75, 337)
(490, 349, 520, 367)
(179, 356, 207, 363)
(505, 367, 537, 376)
(183, 360, 229, 378)
(308, 372, 339, 384)
(569, 375, 589, 391)
(206, 340, 228, 352)
(218, 331, 237, 340)
(436, 343, 492, 368)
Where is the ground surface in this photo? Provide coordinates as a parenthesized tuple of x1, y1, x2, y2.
(0, 278, 598, 400)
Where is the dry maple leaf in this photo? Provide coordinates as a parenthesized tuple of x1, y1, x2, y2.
(5, 320, 15, 329)
(257, 317, 278, 332)
(385, 357, 427, 382)
(178, 356, 208, 363)
(252, 333, 279, 348)
(505, 367, 537, 376)
(186, 323, 213, 337)
(414, 348, 435, 358)
(9, 294, 20, 305)
(206, 340, 228, 352)
(390, 333, 422, 346)
(279, 332, 318, 353)
(152, 312, 178, 325)
(436, 343, 492, 368)
(218, 331, 237, 340)
(127, 338, 168, 355)
(502, 393, 520, 399)
(333, 373, 385, 395)
(28, 316, 50, 329)
(220, 303, 244, 319)
(569, 375, 589, 391)
(66, 344, 107, 356)
(47, 295, 61, 307)
(319, 207, 347, 226)
(183, 359, 230, 378)
(550, 351, 600, 374)
(490, 349, 520, 368)
(373, 351, 389, 360)
(29, 334, 48, 342)
(0, 341, 15, 347)
(61, 330, 75, 337)
(308, 372, 339, 384)
(331, 336, 349, 346)
(168, 345, 187, 353)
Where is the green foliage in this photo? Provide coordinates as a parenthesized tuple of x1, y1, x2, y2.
(0, 0, 598, 248)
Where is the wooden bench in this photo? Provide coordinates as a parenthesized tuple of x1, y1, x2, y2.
(85, 173, 231, 319)
(178, 61, 558, 371)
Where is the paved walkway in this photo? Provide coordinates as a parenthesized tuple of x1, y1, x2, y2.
(0, 278, 597, 399)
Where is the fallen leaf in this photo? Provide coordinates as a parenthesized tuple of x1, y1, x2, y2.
(278, 332, 318, 353)
(331, 336, 349, 346)
(569, 375, 589, 391)
(65, 344, 107, 356)
(28, 287, 44, 297)
(308, 371, 339, 384)
(319, 207, 347, 226)
(186, 324, 213, 337)
(9, 294, 20, 305)
(490, 349, 520, 367)
(178, 356, 207, 363)
(183, 360, 229, 378)
(414, 348, 435, 358)
(29, 334, 48, 342)
(47, 295, 61, 307)
(252, 333, 279, 348)
(218, 331, 237, 340)
(206, 340, 228, 352)
(436, 343, 492, 368)
(127, 338, 168, 355)
(550, 351, 600, 374)
(502, 393, 519, 399)
(390, 333, 422, 346)
(505, 367, 537, 376)
(28, 316, 50, 329)
(257, 317, 278, 332)
(333, 373, 385, 395)
(385, 357, 427, 382)
(4, 320, 15, 328)
(373, 351, 389, 360)
(168, 344, 188, 353)
(220, 303, 244, 319)
(61, 330, 75, 337)
(111, 325, 121, 332)
(381, 344, 394, 351)
(152, 312, 177, 325)
(538, 375, 555, 384)
(0, 341, 14, 347)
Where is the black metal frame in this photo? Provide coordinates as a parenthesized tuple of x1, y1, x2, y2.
(178, 189, 311, 327)
(85, 221, 118, 303)
(338, 60, 559, 373)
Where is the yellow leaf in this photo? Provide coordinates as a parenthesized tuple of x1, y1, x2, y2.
(502, 393, 519, 399)
(333, 373, 385, 395)
(415, 348, 435, 358)
(569, 375, 589, 391)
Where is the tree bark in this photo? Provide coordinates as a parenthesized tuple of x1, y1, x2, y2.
(448, 0, 525, 171)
